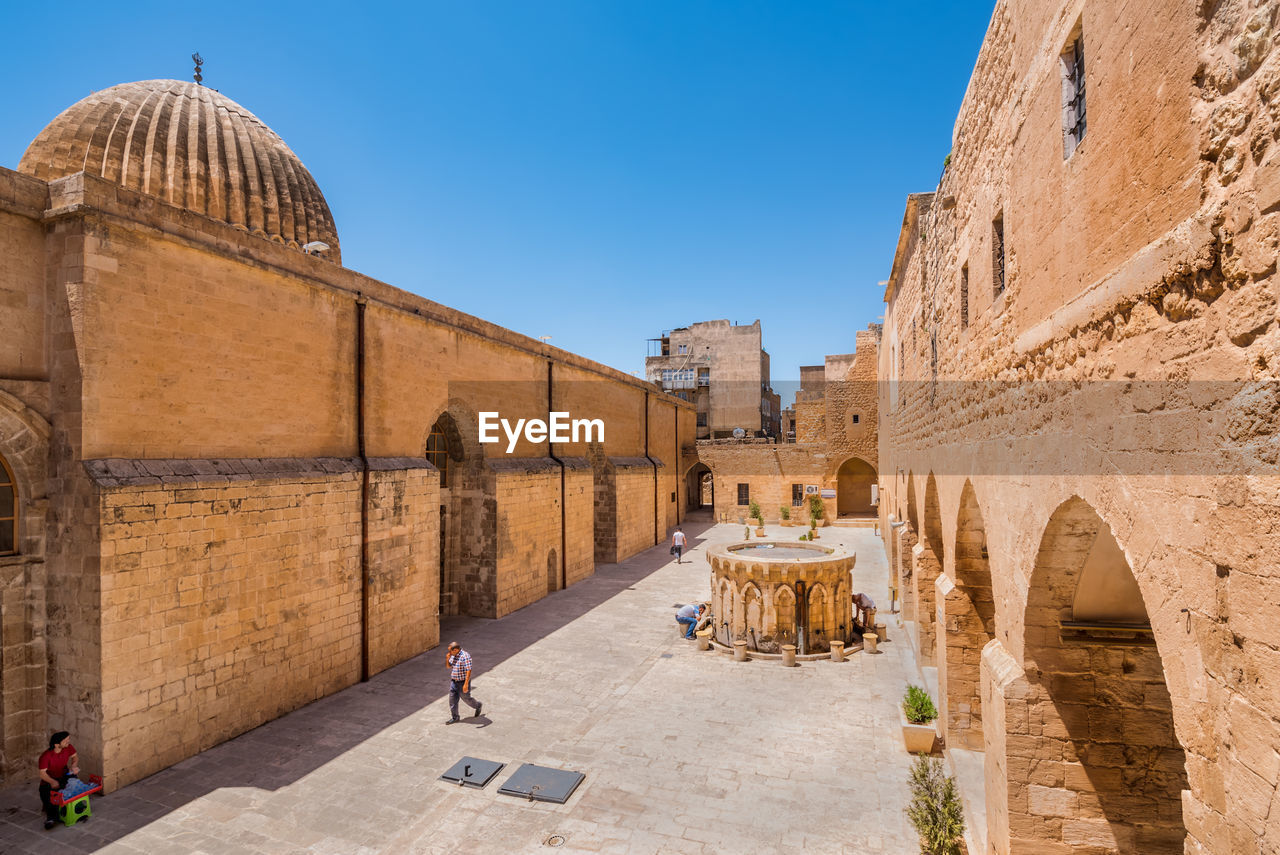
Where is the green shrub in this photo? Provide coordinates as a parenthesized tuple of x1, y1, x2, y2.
(905, 755, 965, 855)
(749, 500, 762, 523)
(779, 505, 790, 520)
(903, 685, 938, 725)
(807, 494, 824, 523)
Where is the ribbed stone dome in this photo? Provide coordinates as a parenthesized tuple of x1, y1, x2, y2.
(19, 80, 339, 260)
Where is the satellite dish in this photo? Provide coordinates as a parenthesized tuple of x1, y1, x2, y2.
(732, 427, 746, 438)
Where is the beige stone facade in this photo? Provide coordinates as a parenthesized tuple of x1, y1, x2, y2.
(695, 328, 879, 526)
(878, 2, 1280, 853)
(646, 319, 781, 438)
(0, 81, 695, 790)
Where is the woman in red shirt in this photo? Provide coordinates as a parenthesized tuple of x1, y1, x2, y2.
(38, 731, 78, 830)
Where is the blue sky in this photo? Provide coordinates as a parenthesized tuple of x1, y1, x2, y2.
(0, 1, 992, 402)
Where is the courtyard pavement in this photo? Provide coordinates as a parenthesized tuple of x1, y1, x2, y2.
(0, 518, 929, 855)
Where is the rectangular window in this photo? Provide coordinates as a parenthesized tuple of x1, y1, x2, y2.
(737, 483, 750, 506)
(677, 344, 689, 354)
(1062, 31, 1086, 158)
(792, 484, 804, 507)
(992, 215, 1005, 300)
(960, 264, 969, 329)
(851, 414, 860, 425)
(696, 412, 707, 427)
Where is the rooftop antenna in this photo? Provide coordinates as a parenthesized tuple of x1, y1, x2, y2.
(192, 52, 204, 85)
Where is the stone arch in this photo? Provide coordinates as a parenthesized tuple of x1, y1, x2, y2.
(835, 576, 849, 645)
(0, 390, 50, 784)
(1001, 496, 1187, 854)
(835, 456, 877, 517)
(716, 577, 737, 645)
(684, 461, 713, 512)
(897, 472, 919, 621)
(807, 583, 830, 651)
(742, 583, 762, 649)
(771, 584, 796, 647)
(426, 402, 492, 617)
(912, 473, 944, 666)
(937, 479, 995, 750)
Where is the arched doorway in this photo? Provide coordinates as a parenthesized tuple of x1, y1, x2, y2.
(913, 473, 944, 666)
(835, 457, 877, 517)
(0, 397, 50, 786)
(685, 462, 713, 512)
(427, 408, 488, 617)
(937, 480, 995, 749)
(1004, 497, 1187, 853)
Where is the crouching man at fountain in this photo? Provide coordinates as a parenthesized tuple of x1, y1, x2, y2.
(675, 603, 706, 639)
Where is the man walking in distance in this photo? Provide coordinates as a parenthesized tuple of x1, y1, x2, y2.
(445, 641, 483, 723)
(670, 527, 687, 564)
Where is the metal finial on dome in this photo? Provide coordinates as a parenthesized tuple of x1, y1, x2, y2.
(192, 52, 204, 85)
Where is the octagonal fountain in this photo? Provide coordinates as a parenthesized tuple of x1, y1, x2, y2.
(705, 540, 857, 657)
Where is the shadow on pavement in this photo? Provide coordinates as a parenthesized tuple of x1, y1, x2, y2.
(0, 517, 716, 854)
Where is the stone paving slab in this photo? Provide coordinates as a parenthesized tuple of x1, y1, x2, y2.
(0, 520, 924, 854)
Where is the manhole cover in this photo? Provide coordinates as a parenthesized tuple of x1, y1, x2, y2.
(440, 756, 505, 788)
(545, 834, 567, 847)
(499, 763, 585, 804)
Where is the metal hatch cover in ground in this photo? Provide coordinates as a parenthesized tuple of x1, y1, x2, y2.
(497, 764, 585, 804)
(439, 757, 506, 789)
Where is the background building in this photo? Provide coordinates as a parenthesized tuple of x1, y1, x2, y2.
(692, 326, 879, 525)
(877, 2, 1280, 853)
(646, 319, 780, 438)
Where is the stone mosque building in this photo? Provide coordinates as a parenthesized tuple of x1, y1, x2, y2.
(878, 1, 1280, 854)
(0, 79, 695, 791)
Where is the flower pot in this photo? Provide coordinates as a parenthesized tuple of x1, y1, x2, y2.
(754, 527, 766, 537)
(809, 529, 819, 540)
(900, 709, 937, 754)
(780, 520, 792, 527)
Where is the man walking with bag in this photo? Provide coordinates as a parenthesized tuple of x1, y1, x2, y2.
(445, 641, 483, 723)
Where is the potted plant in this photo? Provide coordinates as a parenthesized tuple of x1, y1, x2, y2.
(901, 685, 938, 754)
(905, 755, 966, 855)
(749, 500, 765, 536)
(744, 526, 751, 541)
(808, 493, 829, 528)
(779, 506, 792, 527)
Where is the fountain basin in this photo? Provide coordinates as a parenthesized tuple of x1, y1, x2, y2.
(706, 540, 856, 655)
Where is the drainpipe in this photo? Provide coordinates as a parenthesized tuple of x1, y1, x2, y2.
(356, 294, 370, 682)
(674, 404, 680, 525)
(644, 391, 658, 545)
(547, 360, 567, 591)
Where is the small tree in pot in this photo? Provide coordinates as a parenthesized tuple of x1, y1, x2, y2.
(807, 494, 823, 539)
(901, 685, 938, 753)
(905, 755, 965, 855)
(779, 505, 792, 527)
(749, 500, 765, 536)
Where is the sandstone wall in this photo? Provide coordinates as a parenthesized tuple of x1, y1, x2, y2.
(0, 165, 693, 788)
(877, 2, 1280, 852)
(92, 460, 363, 789)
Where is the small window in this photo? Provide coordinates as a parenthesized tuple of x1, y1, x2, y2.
(851, 414, 860, 425)
(696, 412, 707, 427)
(1062, 29, 1087, 158)
(0, 454, 17, 555)
(992, 214, 1006, 300)
(737, 483, 750, 506)
(960, 264, 969, 329)
(677, 344, 689, 354)
(792, 484, 804, 507)
(427, 419, 453, 488)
